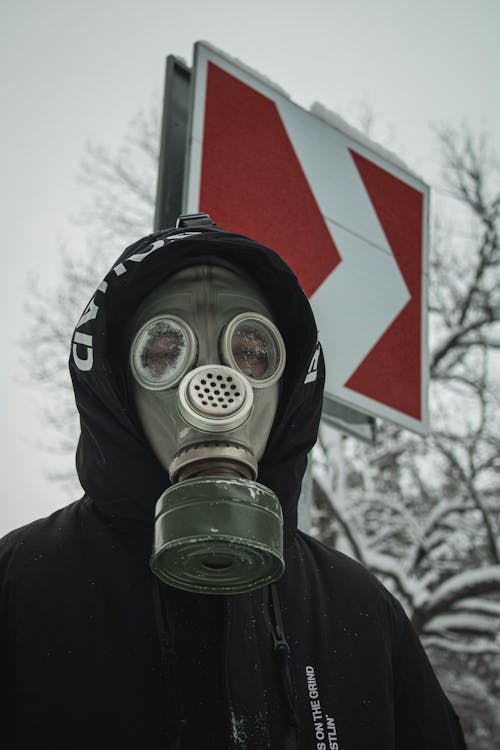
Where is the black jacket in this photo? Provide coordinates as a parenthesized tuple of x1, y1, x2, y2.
(0, 226, 466, 749)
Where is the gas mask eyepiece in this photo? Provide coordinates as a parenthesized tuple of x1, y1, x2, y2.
(128, 263, 286, 595)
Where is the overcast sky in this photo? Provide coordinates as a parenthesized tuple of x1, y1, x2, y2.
(1, 0, 499, 536)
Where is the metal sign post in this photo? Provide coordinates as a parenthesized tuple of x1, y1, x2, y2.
(154, 56, 191, 232)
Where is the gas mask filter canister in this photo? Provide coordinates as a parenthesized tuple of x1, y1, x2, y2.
(127, 263, 286, 595)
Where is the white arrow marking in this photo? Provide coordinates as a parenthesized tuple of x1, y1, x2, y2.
(275, 98, 410, 390)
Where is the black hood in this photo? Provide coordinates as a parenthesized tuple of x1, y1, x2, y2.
(69, 224, 325, 540)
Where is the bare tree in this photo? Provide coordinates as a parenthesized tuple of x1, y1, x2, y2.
(76, 106, 159, 247)
(24, 107, 159, 484)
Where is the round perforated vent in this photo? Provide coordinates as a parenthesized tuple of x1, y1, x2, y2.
(178, 365, 253, 433)
(187, 369, 245, 415)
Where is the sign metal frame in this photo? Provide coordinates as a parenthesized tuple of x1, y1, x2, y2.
(156, 43, 429, 440)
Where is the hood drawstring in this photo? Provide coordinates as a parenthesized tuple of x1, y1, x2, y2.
(152, 578, 187, 749)
(266, 584, 301, 749)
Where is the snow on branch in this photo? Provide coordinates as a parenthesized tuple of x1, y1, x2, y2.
(405, 499, 476, 574)
(451, 597, 500, 618)
(363, 549, 427, 612)
(423, 566, 500, 618)
(423, 612, 499, 638)
(422, 635, 500, 655)
(313, 473, 365, 563)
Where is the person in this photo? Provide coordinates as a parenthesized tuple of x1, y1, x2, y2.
(0, 215, 467, 749)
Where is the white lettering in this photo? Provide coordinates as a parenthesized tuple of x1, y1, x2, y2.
(76, 299, 99, 328)
(326, 715, 338, 749)
(72, 332, 93, 371)
(113, 239, 165, 276)
(315, 722, 324, 739)
(305, 666, 341, 750)
(166, 231, 202, 241)
(305, 344, 320, 384)
(71, 269, 107, 371)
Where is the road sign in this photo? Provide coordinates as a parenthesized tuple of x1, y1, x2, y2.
(183, 42, 429, 435)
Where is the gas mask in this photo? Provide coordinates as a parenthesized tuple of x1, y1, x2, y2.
(128, 262, 286, 594)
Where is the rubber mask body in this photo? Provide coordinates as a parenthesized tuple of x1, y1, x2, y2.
(128, 264, 285, 594)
